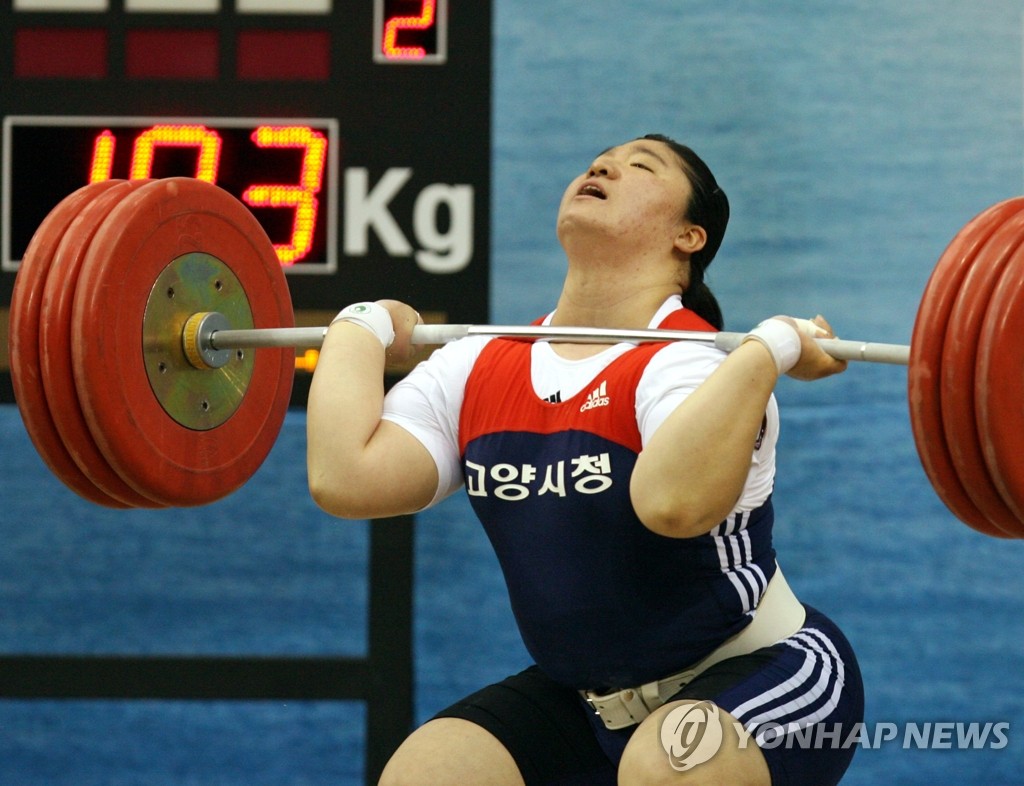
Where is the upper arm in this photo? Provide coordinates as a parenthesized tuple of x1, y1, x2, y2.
(307, 329, 479, 520)
(336, 334, 490, 518)
(635, 344, 724, 444)
(632, 344, 778, 528)
(379, 336, 490, 506)
(348, 418, 443, 516)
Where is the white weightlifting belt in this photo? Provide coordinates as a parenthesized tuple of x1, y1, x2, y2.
(580, 565, 806, 730)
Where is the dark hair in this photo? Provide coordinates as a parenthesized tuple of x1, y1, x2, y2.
(642, 133, 729, 330)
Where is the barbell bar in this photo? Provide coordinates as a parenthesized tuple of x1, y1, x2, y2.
(8, 176, 1024, 538)
(205, 323, 912, 365)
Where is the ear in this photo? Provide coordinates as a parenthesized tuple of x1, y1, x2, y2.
(674, 224, 707, 256)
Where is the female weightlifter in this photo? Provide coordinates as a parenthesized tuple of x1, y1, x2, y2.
(306, 134, 865, 785)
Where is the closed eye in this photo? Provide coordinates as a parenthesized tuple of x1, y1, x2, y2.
(631, 162, 653, 172)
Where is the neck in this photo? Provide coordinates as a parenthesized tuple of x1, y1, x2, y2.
(550, 249, 683, 330)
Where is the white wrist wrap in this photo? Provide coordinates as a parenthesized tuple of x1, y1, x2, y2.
(743, 318, 802, 374)
(331, 302, 395, 348)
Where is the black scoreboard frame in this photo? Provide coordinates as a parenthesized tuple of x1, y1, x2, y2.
(0, 3, 492, 783)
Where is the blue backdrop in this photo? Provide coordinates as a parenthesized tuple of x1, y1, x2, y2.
(3, 1, 1024, 783)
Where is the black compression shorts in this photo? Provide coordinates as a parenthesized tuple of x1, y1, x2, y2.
(432, 606, 864, 786)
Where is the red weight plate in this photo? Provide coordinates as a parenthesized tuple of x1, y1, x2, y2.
(72, 177, 294, 506)
(8, 179, 131, 508)
(908, 196, 1024, 537)
(40, 179, 165, 508)
(939, 209, 1024, 534)
(976, 244, 1024, 536)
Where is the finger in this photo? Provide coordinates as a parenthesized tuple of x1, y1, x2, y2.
(810, 314, 836, 338)
(793, 317, 828, 338)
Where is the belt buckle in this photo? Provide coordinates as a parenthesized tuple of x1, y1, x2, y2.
(582, 688, 608, 714)
(581, 687, 647, 730)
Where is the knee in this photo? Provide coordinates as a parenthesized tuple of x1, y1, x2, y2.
(377, 752, 421, 786)
(376, 724, 452, 786)
(378, 746, 461, 786)
(376, 718, 524, 786)
(618, 700, 769, 786)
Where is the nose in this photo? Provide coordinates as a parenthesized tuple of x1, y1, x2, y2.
(587, 153, 620, 178)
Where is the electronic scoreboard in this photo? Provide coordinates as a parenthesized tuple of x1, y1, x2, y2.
(0, 0, 492, 401)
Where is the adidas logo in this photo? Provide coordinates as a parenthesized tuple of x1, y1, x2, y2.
(580, 381, 610, 412)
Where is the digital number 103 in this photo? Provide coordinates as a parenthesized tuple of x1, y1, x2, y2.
(88, 123, 328, 266)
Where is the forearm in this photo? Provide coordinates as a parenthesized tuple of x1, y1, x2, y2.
(306, 322, 389, 512)
(630, 340, 779, 538)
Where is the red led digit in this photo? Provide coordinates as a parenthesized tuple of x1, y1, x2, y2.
(129, 124, 222, 181)
(89, 130, 116, 183)
(382, 0, 436, 60)
(242, 125, 327, 266)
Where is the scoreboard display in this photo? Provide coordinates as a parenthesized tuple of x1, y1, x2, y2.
(4, 117, 341, 270)
(0, 0, 492, 400)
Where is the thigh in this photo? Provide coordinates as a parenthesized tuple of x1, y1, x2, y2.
(670, 605, 865, 786)
(379, 717, 525, 786)
(426, 666, 618, 786)
(620, 700, 771, 785)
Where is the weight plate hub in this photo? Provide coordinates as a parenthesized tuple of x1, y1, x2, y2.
(143, 252, 255, 431)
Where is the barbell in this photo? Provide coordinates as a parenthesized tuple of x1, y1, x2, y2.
(7, 177, 1024, 538)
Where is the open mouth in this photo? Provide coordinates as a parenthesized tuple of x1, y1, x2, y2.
(577, 181, 607, 199)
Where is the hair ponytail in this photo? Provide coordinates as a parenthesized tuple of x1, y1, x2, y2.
(681, 272, 723, 330)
